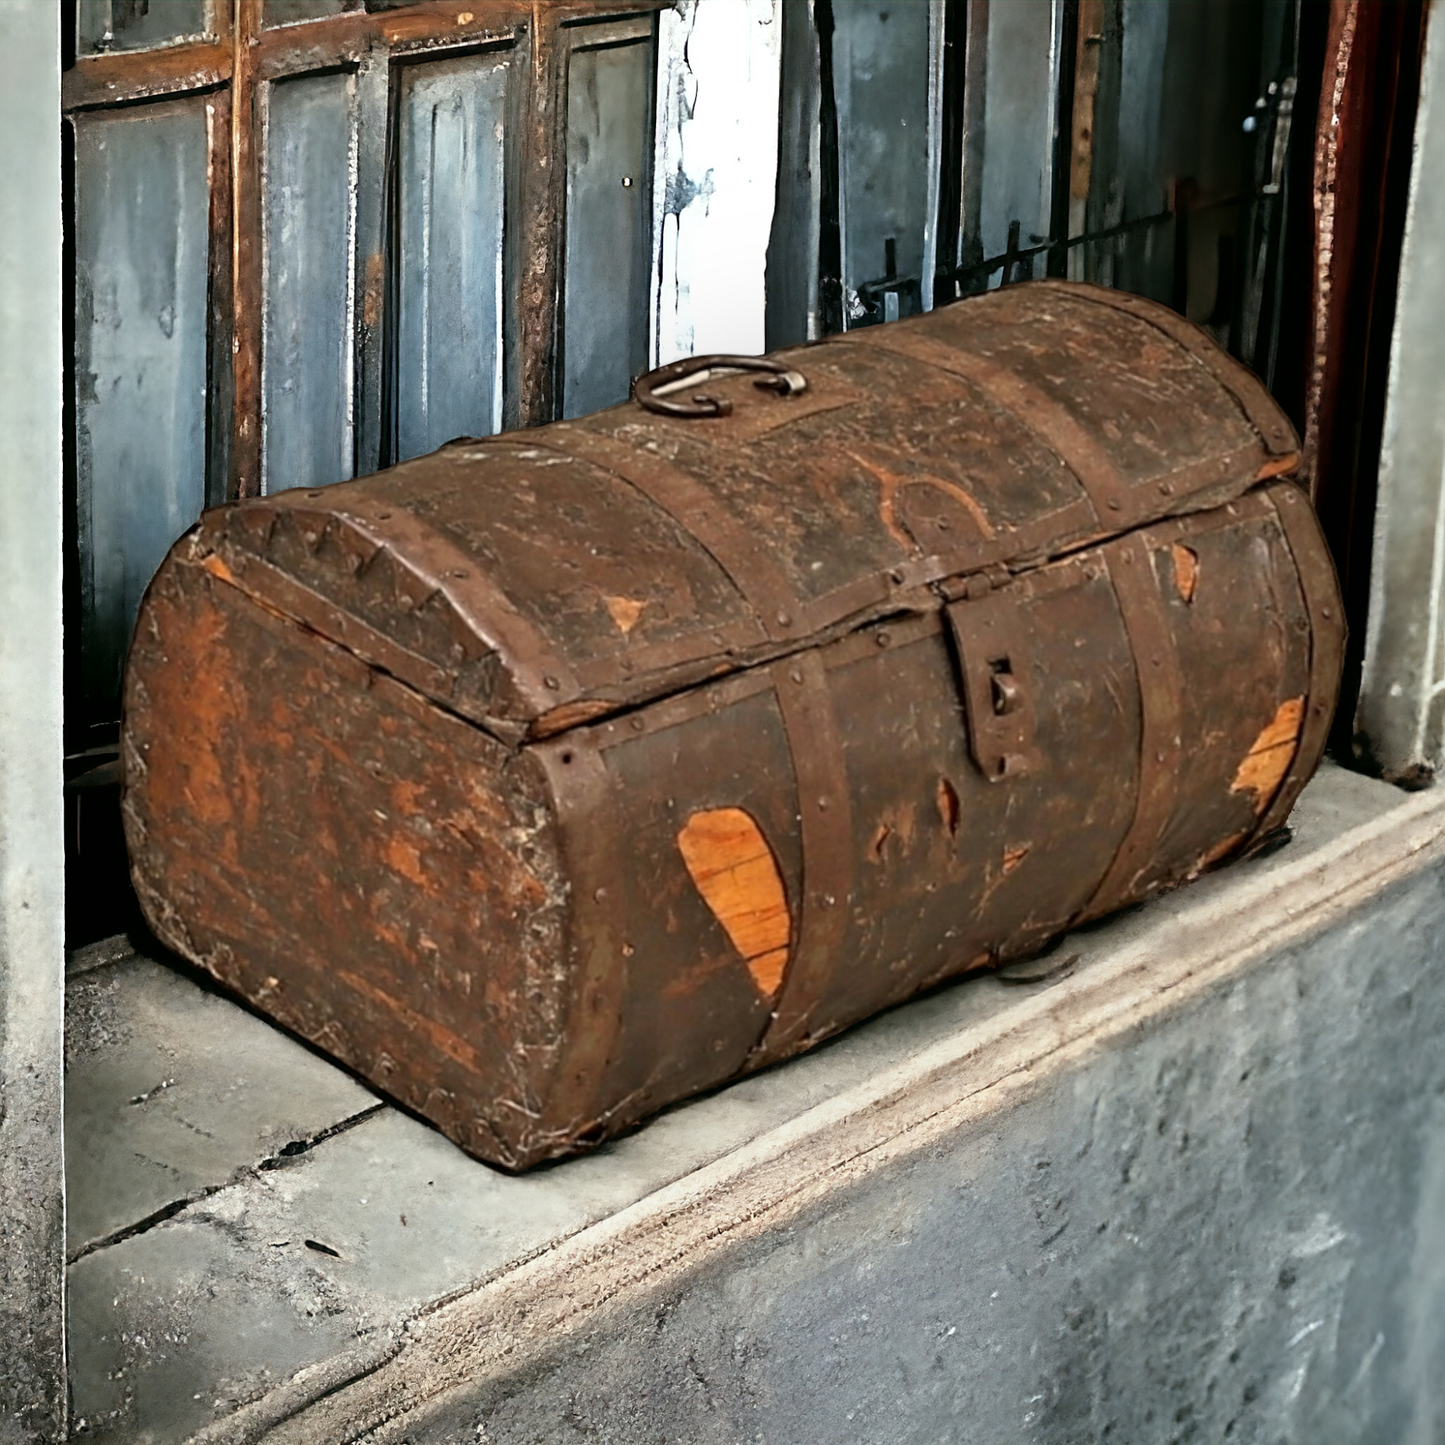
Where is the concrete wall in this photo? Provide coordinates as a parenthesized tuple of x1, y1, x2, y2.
(1356, 0, 1445, 783)
(379, 853, 1445, 1445)
(0, 2, 67, 1439)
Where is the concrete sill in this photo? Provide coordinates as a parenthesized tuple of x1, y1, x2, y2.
(66, 761, 1445, 1443)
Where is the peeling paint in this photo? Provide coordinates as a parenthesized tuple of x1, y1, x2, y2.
(651, 0, 782, 364)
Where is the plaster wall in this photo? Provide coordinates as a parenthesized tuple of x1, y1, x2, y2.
(1357, 0, 1445, 781)
(651, 0, 782, 365)
(0, 1, 66, 1439)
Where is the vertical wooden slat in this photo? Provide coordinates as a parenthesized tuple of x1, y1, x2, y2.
(204, 84, 235, 508)
(231, 0, 264, 498)
(353, 48, 389, 478)
(559, 28, 655, 414)
(515, 2, 567, 427)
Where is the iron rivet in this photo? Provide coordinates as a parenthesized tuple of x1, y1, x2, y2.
(889, 567, 906, 584)
(1321, 607, 1332, 620)
(818, 797, 829, 811)
(1151, 656, 1162, 667)
(594, 887, 607, 901)
(1156, 750, 1167, 763)
(1159, 482, 1173, 496)
(630, 717, 645, 731)
(1107, 498, 1122, 511)
(789, 667, 804, 684)
(876, 632, 890, 647)
(544, 675, 561, 690)
(777, 610, 792, 626)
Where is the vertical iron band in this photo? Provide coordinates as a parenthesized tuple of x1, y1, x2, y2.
(1077, 529, 1186, 920)
(752, 650, 855, 1065)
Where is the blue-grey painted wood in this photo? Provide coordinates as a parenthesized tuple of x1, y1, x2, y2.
(562, 37, 654, 420)
(394, 51, 509, 461)
(832, 0, 932, 323)
(74, 98, 210, 719)
(263, 70, 357, 494)
(77, 0, 209, 54)
(976, 0, 1060, 285)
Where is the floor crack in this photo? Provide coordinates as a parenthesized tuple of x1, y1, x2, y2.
(67, 1102, 388, 1265)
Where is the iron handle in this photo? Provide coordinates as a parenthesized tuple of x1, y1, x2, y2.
(632, 354, 808, 419)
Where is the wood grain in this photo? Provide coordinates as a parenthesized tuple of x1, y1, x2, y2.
(1232, 697, 1306, 810)
(677, 808, 790, 999)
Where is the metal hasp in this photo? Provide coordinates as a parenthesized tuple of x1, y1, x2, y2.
(120, 281, 1343, 1170)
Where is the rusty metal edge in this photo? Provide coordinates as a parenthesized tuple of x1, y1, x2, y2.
(237, 494, 580, 725)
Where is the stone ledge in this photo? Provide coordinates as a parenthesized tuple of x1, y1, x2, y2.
(66, 763, 1437, 1442)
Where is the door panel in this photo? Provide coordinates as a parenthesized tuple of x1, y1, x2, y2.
(561, 33, 655, 419)
(393, 49, 510, 460)
(74, 97, 210, 718)
(263, 69, 358, 494)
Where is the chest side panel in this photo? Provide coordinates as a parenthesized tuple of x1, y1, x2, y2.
(123, 547, 572, 1167)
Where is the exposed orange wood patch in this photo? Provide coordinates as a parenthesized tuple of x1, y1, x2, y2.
(604, 595, 646, 634)
(1230, 697, 1305, 811)
(1255, 451, 1301, 481)
(936, 777, 961, 839)
(384, 834, 428, 887)
(338, 969, 484, 1074)
(677, 807, 790, 998)
(1199, 828, 1250, 870)
(1171, 544, 1198, 603)
(1002, 844, 1030, 875)
(201, 553, 236, 584)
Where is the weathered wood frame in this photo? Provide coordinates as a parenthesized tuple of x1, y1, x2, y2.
(62, 0, 667, 508)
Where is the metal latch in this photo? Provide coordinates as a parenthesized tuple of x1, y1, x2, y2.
(945, 590, 1043, 782)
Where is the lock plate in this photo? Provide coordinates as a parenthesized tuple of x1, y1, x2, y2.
(945, 588, 1044, 782)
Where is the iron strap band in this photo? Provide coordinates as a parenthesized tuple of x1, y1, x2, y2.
(842, 328, 1134, 522)
(1078, 529, 1185, 920)
(493, 427, 806, 646)
(1249, 482, 1346, 844)
(529, 736, 634, 1152)
(1035, 280, 1300, 458)
(250, 495, 582, 726)
(751, 650, 855, 1066)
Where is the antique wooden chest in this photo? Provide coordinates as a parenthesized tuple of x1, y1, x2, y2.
(122, 281, 1343, 1169)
